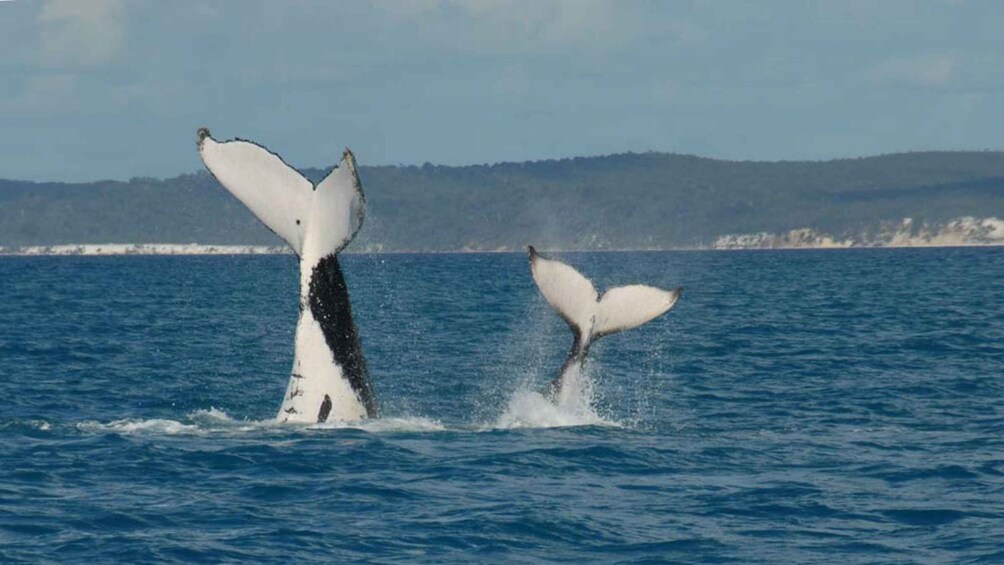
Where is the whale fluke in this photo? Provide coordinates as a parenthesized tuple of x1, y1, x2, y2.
(527, 246, 681, 400)
(197, 129, 364, 258)
(197, 128, 374, 422)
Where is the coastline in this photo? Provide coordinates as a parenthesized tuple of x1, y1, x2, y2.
(2, 240, 1003, 256)
(0, 244, 292, 256)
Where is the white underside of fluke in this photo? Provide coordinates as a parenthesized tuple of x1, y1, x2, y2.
(197, 129, 369, 423)
(197, 130, 364, 259)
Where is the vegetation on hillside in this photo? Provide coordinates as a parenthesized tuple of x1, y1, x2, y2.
(1, 151, 1002, 250)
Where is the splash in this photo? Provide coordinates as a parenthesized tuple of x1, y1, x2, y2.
(493, 365, 620, 429)
(76, 408, 242, 435)
(78, 418, 202, 435)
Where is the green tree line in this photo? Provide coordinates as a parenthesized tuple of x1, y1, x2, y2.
(1, 150, 1002, 250)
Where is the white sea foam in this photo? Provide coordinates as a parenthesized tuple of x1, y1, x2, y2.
(493, 366, 620, 429)
(188, 407, 235, 424)
(76, 369, 621, 436)
(79, 418, 202, 435)
(27, 420, 52, 431)
(77, 408, 445, 436)
(308, 416, 446, 433)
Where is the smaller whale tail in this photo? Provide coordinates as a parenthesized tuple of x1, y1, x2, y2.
(528, 246, 681, 395)
(528, 246, 681, 341)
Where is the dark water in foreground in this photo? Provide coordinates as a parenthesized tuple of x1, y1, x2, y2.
(1, 249, 1003, 563)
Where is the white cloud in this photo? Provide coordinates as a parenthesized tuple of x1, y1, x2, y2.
(37, 0, 125, 67)
(867, 53, 956, 87)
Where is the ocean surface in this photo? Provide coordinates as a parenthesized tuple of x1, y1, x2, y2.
(1, 248, 1003, 563)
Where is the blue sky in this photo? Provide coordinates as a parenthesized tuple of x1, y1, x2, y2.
(1, 0, 1002, 181)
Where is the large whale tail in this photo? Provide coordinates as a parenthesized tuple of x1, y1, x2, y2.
(527, 246, 681, 399)
(196, 127, 364, 259)
(196, 128, 374, 422)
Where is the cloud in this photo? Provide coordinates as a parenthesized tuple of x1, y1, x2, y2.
(867, 53, 956, 87)
(37, 0, 125, 67)
(371, 0, 694, 53)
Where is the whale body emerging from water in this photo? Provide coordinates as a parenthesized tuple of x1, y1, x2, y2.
(197, 128, 375, 423)
(528, 246, 682, 404)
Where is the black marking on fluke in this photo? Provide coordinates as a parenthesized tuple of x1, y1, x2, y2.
(197, 128, 375, 421)
(317, 395, 333, 423)
(308, 254, 377, 417)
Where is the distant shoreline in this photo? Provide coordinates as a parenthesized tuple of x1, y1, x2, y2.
(0, 244, 292, 256)
(2, 241, 1003, 256)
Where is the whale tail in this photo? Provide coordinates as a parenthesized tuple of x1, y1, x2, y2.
(196, 128, 374, 422)
(196, 127, 364, 259)
(527, 246, 681, 396)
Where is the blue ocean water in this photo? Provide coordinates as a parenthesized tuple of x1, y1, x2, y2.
(1, 249, 1003, 563)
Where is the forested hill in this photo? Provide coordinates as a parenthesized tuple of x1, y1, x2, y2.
(2, 150, 1003, 251)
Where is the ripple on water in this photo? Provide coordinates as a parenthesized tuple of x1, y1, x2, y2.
(2, 250, 1004, 563)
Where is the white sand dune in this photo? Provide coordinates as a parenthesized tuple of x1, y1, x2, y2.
(712, 217, 1004, 250)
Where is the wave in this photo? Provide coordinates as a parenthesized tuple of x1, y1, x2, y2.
(74, 398, 618, 437)
(78, 417, 205, 436)
(0, 419, 53, 432)
(76, 408, 445, 436)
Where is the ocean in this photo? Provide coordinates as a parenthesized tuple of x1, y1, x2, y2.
(1, 249, 1002, 563)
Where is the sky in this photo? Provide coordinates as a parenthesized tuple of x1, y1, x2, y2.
(1, 0, 1002, 182)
